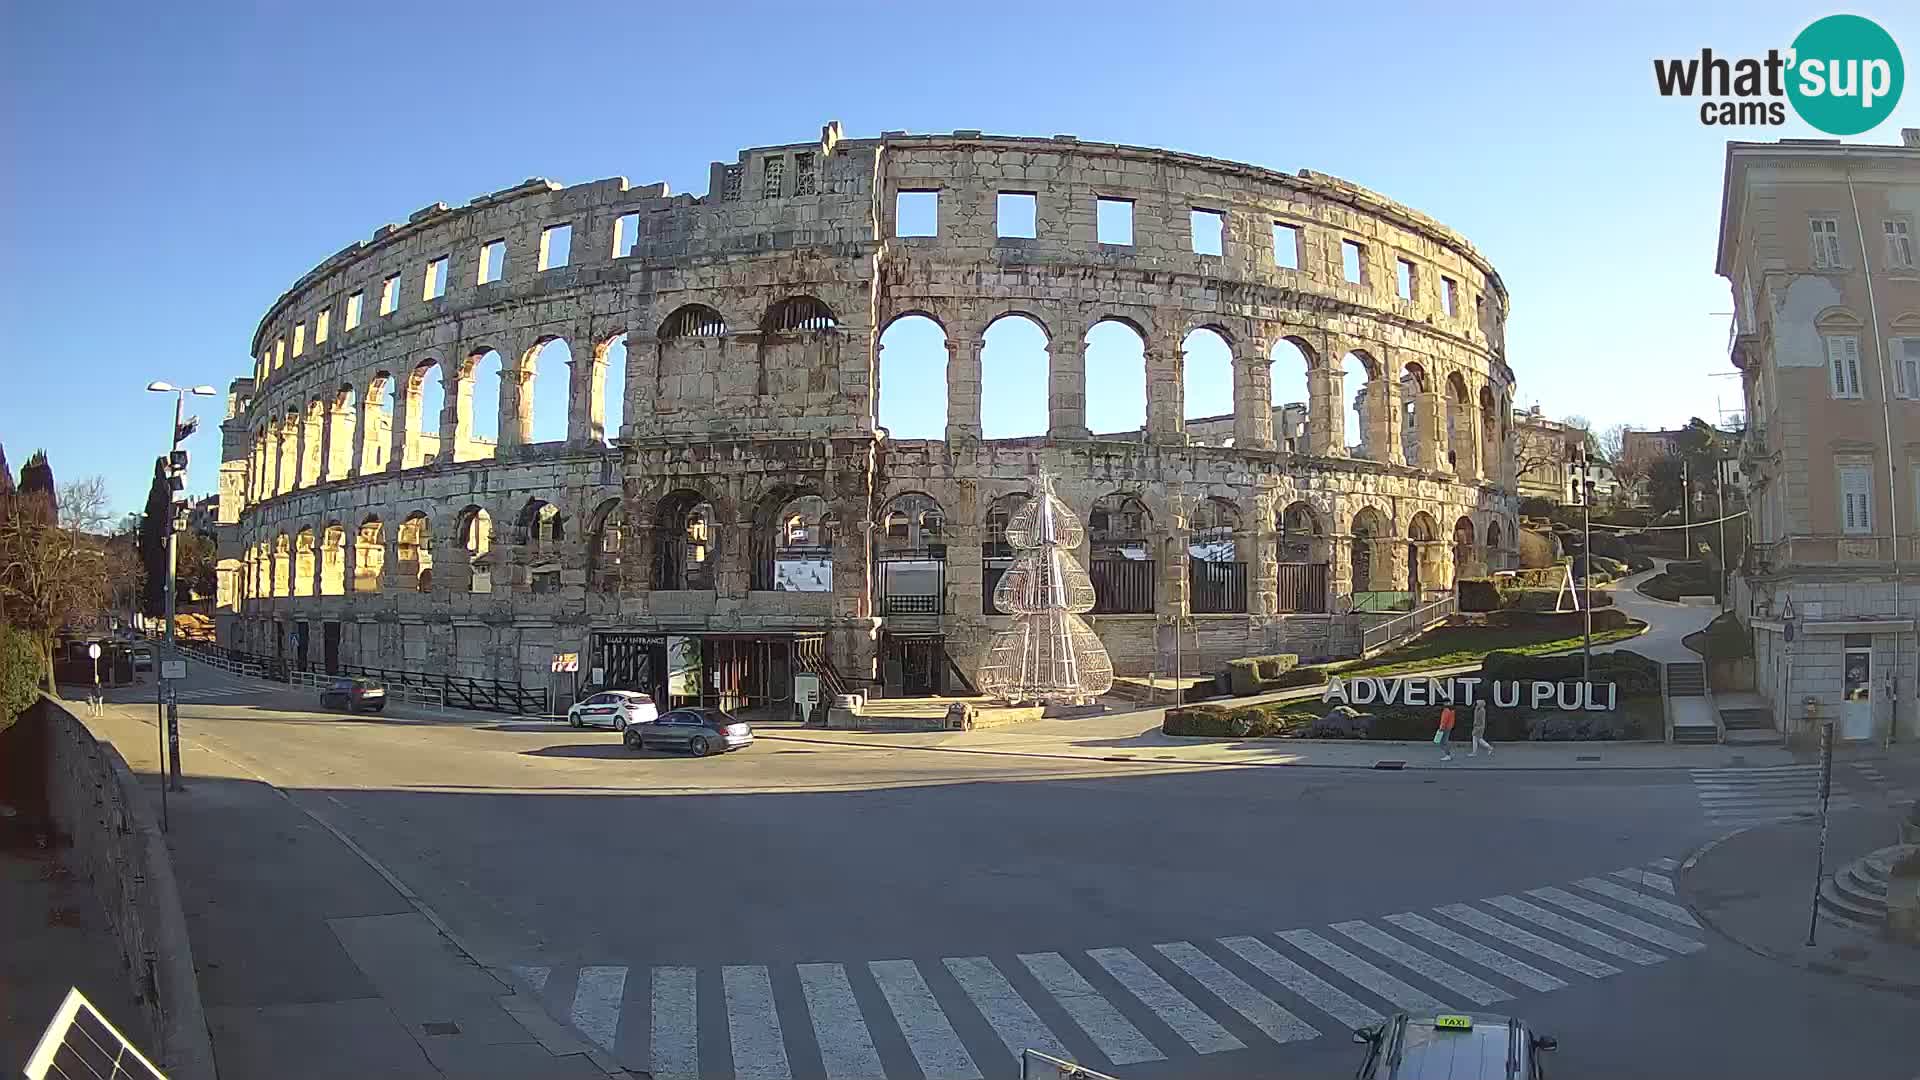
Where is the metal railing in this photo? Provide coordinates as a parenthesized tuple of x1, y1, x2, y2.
(1359, 593, 1456, 653)
(163, 639, 531, 715)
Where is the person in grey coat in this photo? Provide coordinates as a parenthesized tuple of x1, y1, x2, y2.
(1470, 699, 1494, 757)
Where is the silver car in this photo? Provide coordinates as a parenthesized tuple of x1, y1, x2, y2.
(566, 690, 658, 732)
(625, 708, 753, 756)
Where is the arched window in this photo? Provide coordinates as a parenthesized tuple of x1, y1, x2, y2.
(981, 492, 1029, 614)
(363, 372, 394, 474)
(457, 506, 493, 593)
(877, 314, 947, 440)
(1342, 351, 1379, 459)
(1446, 372, 1473, 476)
(327, 387, 356, 481)
(1086, 318, 1148, 436)
(1407, 511, 1439, 599)
(763, 296, 837, 332)
(981, 314, 1049, 439)
(659, 304, 727, 339)
(1275, 501, 1328, 613)
(273, 533, 291, 597)
(1271, 337, 1316, 454)
(1188, 497, 1246, 613)
(354, 517, 385, 592)
(293, 527, 316, 597)
(1182, 328, 1234, 436)
(405, 361, 445, 469)
(320, 524, 347, 595)
(876, 492, 945, 618)
(1089, 493, 1155, 614)
(1349, 507, 1389, 603)
(588, 499, 626, 592)
(653, 490, 715, 591)
(598, 334, 628, 445)
(1452, 515, 1478, 584)
(1479, 384, 1500, 479)
(1400, 361, 1430, 467)
(397, 513, 432, 592)
(752, 492, 832, 592)
(517, 499, 564, 594)
(525, 339, 572, 444)
(461, 348, 505, 455)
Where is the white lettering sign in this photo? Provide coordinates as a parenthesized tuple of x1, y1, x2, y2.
(1322, 675, 1619, 712)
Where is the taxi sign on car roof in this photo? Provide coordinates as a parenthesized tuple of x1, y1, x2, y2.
(1433, 1014, 1474, 1030)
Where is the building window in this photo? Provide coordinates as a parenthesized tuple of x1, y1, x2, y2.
(478, 239, 506, 284)
(538, 225, 570, 270)
(762, 156, 784, 200)
(1839, 463, 1872, 534)
(1887, 220, 1915, 269)
(380, 274, 400, 315)
(1190, 209, 1224, 256)
(274, 337, 285, 368)
(292, 322, 306, 357)
(1341, 240, 1365, 284)
(1096, 197, 1133, 245)
(895, 191, 937, 237)
(1897, 338, 1920, 399)
(1811, 217, 1844, 269)
(315, 309, 330, 344)
(1827, 335, 1863, 398)
(423, 256, 449, 300)
(612, 212, 640, 258)
(997, 192, 1036, 238)
(793, 152, 816, 196)
(1272, 222, 1299, 269)
(345, 291, 364, 330)
(721, 164, 743, 203)
(1395, 258, 1416, 300)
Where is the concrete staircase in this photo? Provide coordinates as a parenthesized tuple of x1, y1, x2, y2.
(1719, 705, 1775, 746)
(1818, 844, 1913, 930)
(1665, 662, 1719, 744)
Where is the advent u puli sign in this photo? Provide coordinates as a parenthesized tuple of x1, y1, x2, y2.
(1322, 676, 1618, 712)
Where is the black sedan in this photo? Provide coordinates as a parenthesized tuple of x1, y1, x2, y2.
(320, 677, 387, 713)
(623, 708, 753, 756)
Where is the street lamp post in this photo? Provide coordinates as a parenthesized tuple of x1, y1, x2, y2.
(147, 381, 217, 795)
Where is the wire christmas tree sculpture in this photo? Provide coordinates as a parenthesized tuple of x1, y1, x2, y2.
(976, 471, 1115, 704)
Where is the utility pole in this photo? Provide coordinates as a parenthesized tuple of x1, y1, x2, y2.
(1682, 457, 1693, 557)
(148, 381, 216, 794)
(1716, 456, 1731, 605)
(1581, 446, 1593, 683)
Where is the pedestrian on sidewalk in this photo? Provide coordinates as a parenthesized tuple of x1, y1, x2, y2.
(1469, 699, 1494, 757)
(1435, 704, 1456, 761)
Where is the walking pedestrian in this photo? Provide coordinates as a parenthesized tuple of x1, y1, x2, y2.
(1470, 698, 1494, 757)
(1435, 704, 1456, 761)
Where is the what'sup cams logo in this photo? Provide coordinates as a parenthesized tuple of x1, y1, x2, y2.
(1654, 14, 1903, 134)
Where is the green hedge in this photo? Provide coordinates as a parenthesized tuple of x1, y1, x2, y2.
(1, 625, 42, 732)
(1482, 648, 1662, 696)
(1457, 578, 1501, 612)
(1223, 653, 1301, 696)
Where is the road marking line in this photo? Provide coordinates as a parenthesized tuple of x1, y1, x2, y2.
(1573, 878, 1700, 927)
(1609, 869, 1675, 895)
(944, 956, 1070, 1063)
(797, 963, 885, 1080)
(1481, 896, 1663, 965)
(1019, 952, 1163, 1065)
(513, 964, 550, 993)
(1381, 913, 1567, 993)
(1216, 935, 1382, 1031)
(1153, 941, 1317, 1045)
(1527, 888, 1704, 954)
(723, 965, 792, 1080)
(1276, 928, 1449, 1013)
(1690, 765, 1819, 775)
(651, 966, 699, 1080)
(868, 960, 981, 1080)
(1433, 905, 1620, 979)
(1325, 922, 1508, 1005)
(1647, 857, 1679, 871)
(1086, 947, 1243, 1055)
(570, 965, 625, 1053)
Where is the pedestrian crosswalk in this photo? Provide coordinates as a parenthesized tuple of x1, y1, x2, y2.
(510, 860, 1704, 1078)
(168, 685, 273, 702)
(1690, 764, 1859, 827)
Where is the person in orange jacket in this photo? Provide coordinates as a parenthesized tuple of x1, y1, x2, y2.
(1435, 704, 1457, 761)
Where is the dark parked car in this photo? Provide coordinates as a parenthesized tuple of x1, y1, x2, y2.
(129, 645, 153, 672)
(1353, 1013, 1555, 1079)
(320, 677, 387, 713)
(624, 707, 753, 756)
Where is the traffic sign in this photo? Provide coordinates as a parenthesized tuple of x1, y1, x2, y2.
(88, 643, 101, 660)
(160, 660, 187, 680)
(551, 652, 579, 673)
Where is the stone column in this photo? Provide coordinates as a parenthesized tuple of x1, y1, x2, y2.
(578, 349, 609, 444)
(1308, 365, 1344, 456)
(391, 383, 416, 471)
(1410, 391, 1442, 470)
(1160, 495, 1190, 616)
(499, 367, 534, 449)
(441, 362, 469, 463)
(946, 337, 982, 443)
(1146, 341, 1184, 444)
(1248, 495, 1277, 615)
(1456, 400, 1482, 481)
(315, 404, 333, 485)
(1048, 337, 1089, 438)
(1330, 531, 1354, 606)
(1368, 377, 1403, 466)
(1233, 349, 1274, 450)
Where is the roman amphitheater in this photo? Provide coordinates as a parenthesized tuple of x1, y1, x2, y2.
(212, 122, 1520, 709)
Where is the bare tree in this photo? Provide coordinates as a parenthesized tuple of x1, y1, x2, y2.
(0, 475, 128, 696)
(1599, 423, 1630, 464)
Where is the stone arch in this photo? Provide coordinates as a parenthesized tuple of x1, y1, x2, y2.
(749, 487, 832, 592)
(1270, 336, 1317, 454)
(980, 491, 1031, 614)
(1349, 505, 1390, 598)
(877, 314, 948, 440)
(272, 531, 291, 597)
(1486, 517, 1505, 555)
(320, 523, 347, 595)
(655, 306, 728, 417)
(587, 497, 626, 592)
(293, 526, 316, 597)
(326, 386, 356, 481)
(300, 399, 326, 487)
(519, 337, 572, 445)
(1479, 384, 1501, 481)
(362, 371, 394, 474)
(354, 516, 385, 592)
(1188, 494, 1246, 614)
(458, 347, 505, 456)
(659, 303, 728, 339)
(755, 296, 844, 402)
(653, 488, 717, 591)
(1407, 510, 1441, 598)
(593, 332, 628, 445)
(1399, 359, 1431, 468)
(981, 312, 1050, 439)
(874, 491, 945, 621)
(1445, 371, 1474, 477)
(1342, 349, 1382, 460)
(1085, 317, 1148, 437)
(1452, 514, 1480, 583)
(877, 491, 945, 555)
(455, 505, 494, 593)
(1087, 492, 1156, 614)
(1274, 499, 1329, 613)
(1181, 327, 1235, 430)
(396, 512, 432, 592)
(762, 295, 838, 333)
(402, 360, 445, 469)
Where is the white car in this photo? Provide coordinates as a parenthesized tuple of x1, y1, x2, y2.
(567, 690, 658, 732)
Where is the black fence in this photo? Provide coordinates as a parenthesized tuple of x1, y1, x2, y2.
(1091, 558, 1156, 614)
(1188, 559, 1248, 614)
(177, 642, 545, 716)
(1274, 562, 1330, 613)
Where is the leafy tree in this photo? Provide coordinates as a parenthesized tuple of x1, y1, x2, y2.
(137, 457, 170, 616)
(1647, 454, 1687, 515)
(1, 625, 40, 731)
(176, 529, 217, 602)
(0, 474, 127, 696)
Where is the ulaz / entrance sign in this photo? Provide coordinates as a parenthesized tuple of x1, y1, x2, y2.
(1322, 676, 1619, 711)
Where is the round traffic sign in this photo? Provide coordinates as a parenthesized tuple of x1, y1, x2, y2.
(88, 643, 101, 660)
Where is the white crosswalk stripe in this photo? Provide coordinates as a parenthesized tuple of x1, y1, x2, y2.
(1380, 913, 1567, 993)
(1573, 877, 1699, 927)
(1648, 857, 1678, 871)
(1087, 947, 1243, 1055)
(518, 859, 1703, 1077)
(1690, 765, 1861, 826)
(1018, 952, 1163, 1065)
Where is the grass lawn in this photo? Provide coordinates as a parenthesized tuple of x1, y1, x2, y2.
(1321, 620, 1648, 680)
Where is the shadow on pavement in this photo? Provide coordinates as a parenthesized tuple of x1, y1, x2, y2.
(521, 743, 648, 760)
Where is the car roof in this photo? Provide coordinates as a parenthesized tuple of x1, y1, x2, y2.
(1382, 1014, 1527, 1080)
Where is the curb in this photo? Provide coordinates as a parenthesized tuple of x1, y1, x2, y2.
(1677, 820, 1920, 998)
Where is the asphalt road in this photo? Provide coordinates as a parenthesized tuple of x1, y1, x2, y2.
(100, 666, 1920, 1080)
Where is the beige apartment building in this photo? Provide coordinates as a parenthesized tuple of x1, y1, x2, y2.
(1721, 130, 1920, 743)
(1512, 406, 1579, 505)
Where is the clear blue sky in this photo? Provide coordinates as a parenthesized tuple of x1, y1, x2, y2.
(4, 1, 1913, 515)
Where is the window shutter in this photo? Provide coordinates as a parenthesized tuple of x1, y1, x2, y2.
(1844, 337, 1862, 397)
(1840, 465, 1872, 534)
(1829, 337, 1849, 397)
(1905, 339, 1920, 400)
(1812, 221, 1827, 267)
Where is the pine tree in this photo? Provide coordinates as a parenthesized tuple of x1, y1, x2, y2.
(976, 471, 1114, 704)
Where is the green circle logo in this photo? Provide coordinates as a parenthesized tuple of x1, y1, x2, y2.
(1787, 15, 1904, 135)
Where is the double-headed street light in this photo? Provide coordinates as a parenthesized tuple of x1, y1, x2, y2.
(147, 381, 217, 799)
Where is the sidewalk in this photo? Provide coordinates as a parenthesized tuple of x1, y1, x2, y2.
(1681, 807, 1920, 993)
(83, 704, 616, 1080)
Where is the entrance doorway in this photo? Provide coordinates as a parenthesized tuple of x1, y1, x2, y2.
(323, 621, 341, 674)
(1842, 637, 1873, 740)
(886, 636, 946, 697)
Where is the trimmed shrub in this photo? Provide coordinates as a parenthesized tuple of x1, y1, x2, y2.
(1310, 705, 1373, 739)
(1266, 664, 1331, 690)
(1527, 713, 1634, 741)
(2, 625, 41, 732)
(1457, 578, 1501, 612)
(1162, 704, 1237, 736)
(1223, 653, 1301, 696)
(1518, 497, 1557, 518)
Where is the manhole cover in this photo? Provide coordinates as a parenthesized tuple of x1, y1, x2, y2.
(421, 1021, 461, 1037)
(1576, 754, 1601, 762)
(1830, 945, 1870, 962)
(1373, 760, 1407, 770)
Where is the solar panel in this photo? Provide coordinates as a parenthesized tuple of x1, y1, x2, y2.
(22, 988, 166, 1080)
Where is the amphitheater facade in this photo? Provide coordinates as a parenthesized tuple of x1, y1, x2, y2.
(212, 122, 1520, 708)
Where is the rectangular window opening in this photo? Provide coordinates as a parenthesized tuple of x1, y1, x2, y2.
(1190, 209, 1224, 256)
(478, 239, 506, 284)
(1442, 276, 1459, 316)
(762, 156, 785, 200)
(793, 152, 816, 196)
(345, 291, 364, 330)
(315, 309, 330, 344)
(1341, 240, 1365, 284)
(997, 192, 1037, 239)
(292, 322, 306, 357)
(1897, 338, 1920, 399)
(1272, 222, 1299, 269)
(273, 337, 285, 368)
(1827, 335, 1863, 399)
(895, 190, 938, 237)
(423, 256, 449, 300)
(1395, 258, 1416, 300)
(1839, 463, 1872, 534)
(538, 225, 571, 271)
(612, 212, 640, 258)
(1096, 197, 1134, 245)
(380, 274, 400, 315)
